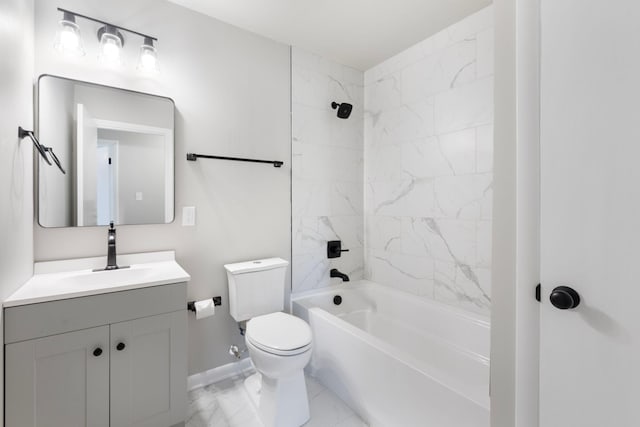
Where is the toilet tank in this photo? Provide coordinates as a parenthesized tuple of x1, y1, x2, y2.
(224, 258, 289, 322)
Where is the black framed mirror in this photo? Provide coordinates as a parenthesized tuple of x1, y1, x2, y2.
(37, 75, 175, 227)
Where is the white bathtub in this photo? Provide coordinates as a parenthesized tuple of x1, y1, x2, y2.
(292, 280, 490, 427)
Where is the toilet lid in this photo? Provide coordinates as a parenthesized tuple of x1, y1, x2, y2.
(246, 312, 312, 353)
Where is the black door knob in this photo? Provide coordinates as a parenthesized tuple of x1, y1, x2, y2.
(93, 347, 103, 357)
(550, 286, 580, 310)
(116, 342, 126, 351)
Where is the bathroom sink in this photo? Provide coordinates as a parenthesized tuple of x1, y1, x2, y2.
(4, 251, 190, 307)
(60, 267, 155, 289)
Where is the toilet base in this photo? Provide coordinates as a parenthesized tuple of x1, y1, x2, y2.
(244, 371, 310, 427)
(244, 372, 261, 408)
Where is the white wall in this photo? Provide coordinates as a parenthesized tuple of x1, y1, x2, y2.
(0, 0, 35, 424)
(291, 48, 364, 293)
(33, 0, 291, 375)
(363, 6, 494, 316)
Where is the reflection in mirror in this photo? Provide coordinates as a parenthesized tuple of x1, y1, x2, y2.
(38, 75, 174, 227)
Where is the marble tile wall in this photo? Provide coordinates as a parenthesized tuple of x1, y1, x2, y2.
(363, 6, 494, 315)
(291, 48, 365, 293)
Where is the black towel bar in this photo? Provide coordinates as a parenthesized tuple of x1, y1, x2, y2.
(186, 153, 283, 168)
(18, 127, 66, 174)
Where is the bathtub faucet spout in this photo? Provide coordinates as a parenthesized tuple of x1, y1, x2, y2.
(330, 268, 350, 282)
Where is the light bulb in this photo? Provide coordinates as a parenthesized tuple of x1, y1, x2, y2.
(54, 12, 84, 56)
(60, 27, 79, 49)
(102, 38, 120, 60)
(140, 50, 156, 69)
(98, 26, 123, 66)
(137, 37, 159, 73)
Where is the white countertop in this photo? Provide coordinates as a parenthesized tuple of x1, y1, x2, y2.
(5, 251, 190, 307)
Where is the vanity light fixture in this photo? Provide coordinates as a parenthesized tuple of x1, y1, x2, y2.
(137, 37, 159, 73)
(53, 11, 84, 56)
(98, 25, 124, 66)
(54, 8, 159, 73)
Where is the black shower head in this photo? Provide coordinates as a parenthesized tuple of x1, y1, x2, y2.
(331, 102, 353, 119)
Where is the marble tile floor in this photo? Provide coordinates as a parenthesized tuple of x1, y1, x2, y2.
(186, 369, 368, 427)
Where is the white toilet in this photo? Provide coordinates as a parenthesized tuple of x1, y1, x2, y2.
(224, 258, 313, 427)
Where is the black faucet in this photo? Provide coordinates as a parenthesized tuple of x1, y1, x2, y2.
(330, 268, 350, 282)
(105, 222, 119, 270)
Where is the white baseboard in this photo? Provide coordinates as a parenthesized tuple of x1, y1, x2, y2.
(187, 358, 253, 391)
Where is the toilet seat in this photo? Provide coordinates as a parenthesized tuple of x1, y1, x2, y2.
(247, 337, 312, 356)
(246, 312, 312, 356)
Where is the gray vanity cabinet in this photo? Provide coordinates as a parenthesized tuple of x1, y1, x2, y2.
(4, 283, 187, 427)
(110, 311, 187, 427)
(5, 325, 111, 427)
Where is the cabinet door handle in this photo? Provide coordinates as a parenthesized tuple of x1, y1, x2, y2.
(93, 347, 103, 357)
(116, 342, 126, 351)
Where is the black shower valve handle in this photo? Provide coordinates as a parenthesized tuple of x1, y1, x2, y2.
(327, 240, 349, 259)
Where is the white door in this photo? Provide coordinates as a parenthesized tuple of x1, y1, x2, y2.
(110, 311, 188, 427)
(5, 326, 110, 427)
(540, 1, 640, 426)
(76, 103, 98, 226)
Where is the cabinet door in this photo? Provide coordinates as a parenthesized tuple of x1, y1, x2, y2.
(5, 326, 110, 427)
(110, 311, 187, 427)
